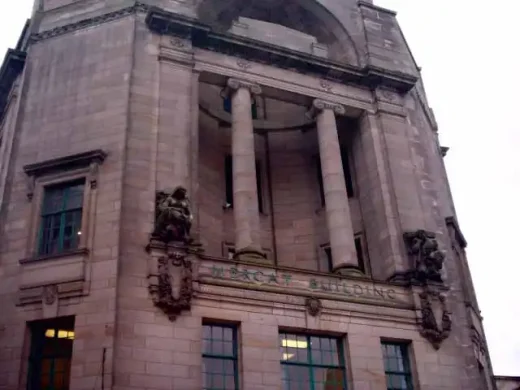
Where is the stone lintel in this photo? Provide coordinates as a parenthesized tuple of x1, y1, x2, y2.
(24, 149, 107, 178)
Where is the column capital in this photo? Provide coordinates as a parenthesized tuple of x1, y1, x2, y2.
(307, 99, 346, 118)
(226, 78, 262, 95)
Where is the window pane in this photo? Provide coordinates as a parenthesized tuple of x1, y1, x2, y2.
(282, 365, 311, 390)
(65, 184, 84, 210)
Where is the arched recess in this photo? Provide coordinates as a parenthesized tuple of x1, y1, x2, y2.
(196, 0, 361, 66)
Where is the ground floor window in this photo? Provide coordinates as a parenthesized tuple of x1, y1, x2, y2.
(28, 316, 75, 390)
(202, 323, 239, 390)
(381, 341, 414, 390)
(280, 332, 347, 390)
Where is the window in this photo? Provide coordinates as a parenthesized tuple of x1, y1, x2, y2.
(202, 324, 239, 390)
(223, 96, 258, 120)
(315, 156, 326, 207)
(323, 234, 366, 274)
(354, 234, 366, 274)
(315, 147, 354, 207)
(224, 155, 263, 213)
(28, 317, 75, 390)
(381, 342, 414, 390)
(280, 332, 347, 390)
(340, 147, 354, 198)
(38, 180, 84, 256)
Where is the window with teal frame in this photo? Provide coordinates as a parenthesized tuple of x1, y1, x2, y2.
(202, 324, 239, 390)
(38, 181, 84, 256)
(27, 316, 75, 390)
(381, 342, 414, 390)
(280, 332, 347, 390)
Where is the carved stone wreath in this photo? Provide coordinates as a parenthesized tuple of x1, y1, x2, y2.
(149, 251, 193, 321)
(418, 289, 451, 349)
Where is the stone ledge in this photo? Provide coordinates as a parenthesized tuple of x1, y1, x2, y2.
(18, 248, 88, 290)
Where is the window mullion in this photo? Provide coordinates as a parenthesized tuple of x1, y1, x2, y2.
(58, 188, 69, 252)
(307, 335, 315, 390)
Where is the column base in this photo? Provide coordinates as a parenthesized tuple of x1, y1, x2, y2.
(234, 246, 269, 264)
(333, 266, 365, 278)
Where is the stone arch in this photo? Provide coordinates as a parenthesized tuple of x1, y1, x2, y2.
(196, 0, 360, 66)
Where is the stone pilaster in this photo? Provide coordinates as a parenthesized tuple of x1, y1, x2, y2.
(310, 99, 360, 275)
(226, 78, 266, 262)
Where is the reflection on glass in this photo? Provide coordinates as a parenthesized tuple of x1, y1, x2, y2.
(202, 324, 238, 390)
(280, 333, 346, 390)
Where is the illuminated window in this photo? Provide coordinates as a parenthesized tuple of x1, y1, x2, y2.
(202, 324, 238, 390)
(28, 317, 75, 390)
(280, 332, 347, 390)
(381, 342, 414, 390)
(38, 181, 84, 256)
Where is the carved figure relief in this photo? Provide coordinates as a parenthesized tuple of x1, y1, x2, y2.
(43, 285, 58, 305)
(149, 251, 193, 321)
(404, 230, 445, 283)
(418, 288, 451, 349)
(153, 187, 193, 244)
(305, 297, 322, 317)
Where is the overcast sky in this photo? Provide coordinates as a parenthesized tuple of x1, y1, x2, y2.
(0, 0, 518, 376)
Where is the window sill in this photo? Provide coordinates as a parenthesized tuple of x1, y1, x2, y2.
(18, 248, 89, 291)
(19, 248, 89, 264)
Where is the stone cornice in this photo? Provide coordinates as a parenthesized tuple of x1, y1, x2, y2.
(24, 149, 107, 178)
(145, 7, 418, 93)
(357, 1, 398, 16)
(0, 49, 26, 120)
(446, 216, 467, 249)
(29, 2, 149, 44)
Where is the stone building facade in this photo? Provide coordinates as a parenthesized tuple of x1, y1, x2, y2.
(0, 0, 497, 389)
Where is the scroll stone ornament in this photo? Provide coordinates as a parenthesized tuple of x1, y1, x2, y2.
(153, 186, 193, 244)
(149, 251, 193, 322)
(403, 230, 445, 283)
(226, 78, 262, 95)
(418, 288, 452, 349)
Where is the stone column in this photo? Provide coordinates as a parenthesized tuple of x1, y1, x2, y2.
(310, 99, 360, 275)
(227, 78, 265, 261)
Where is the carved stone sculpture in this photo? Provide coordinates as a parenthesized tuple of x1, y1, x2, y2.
(404, 230, 445, 283)
(418, 288, 452, 349)
(149, 251, 193, 321)
(305, 297, 322, 317)
(153, 186, 193, 244)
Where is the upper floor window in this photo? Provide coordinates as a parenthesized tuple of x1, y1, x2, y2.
(316, 146, 354, 207)
(224, 155, 264, 213)
(202, 323, 239, 390)
(223, 96, 258, 120)
(280, 332, 347, 390)
(381, 341, 414, 390)
(38, 180, 84, 256)
(324, 232, 368, 274)
(28, 316, 75, 390)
